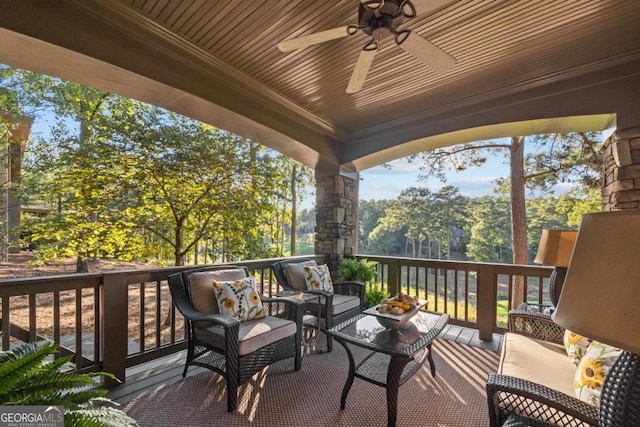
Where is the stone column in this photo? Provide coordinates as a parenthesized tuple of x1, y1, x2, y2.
(315, 171, 359, 277)
(602, 127, 640, 211)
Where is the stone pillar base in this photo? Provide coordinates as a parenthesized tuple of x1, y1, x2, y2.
(602, 127, 640, 211)
(315, 173, 358, 276)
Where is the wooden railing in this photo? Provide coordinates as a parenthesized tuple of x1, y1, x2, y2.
(0, 254, 551, 386)
(354, 255, 552, 340)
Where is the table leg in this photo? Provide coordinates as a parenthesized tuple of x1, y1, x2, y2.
(386, 355, 410, 427)
(335, 338, 356, 410)
(427, 342, 436, 377)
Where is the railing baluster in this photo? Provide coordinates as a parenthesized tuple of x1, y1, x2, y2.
(155, 280, 161, 349)
(139, 283, 145, 353)
(464, 270, 469, 322)
(75, 288, 83, 368)
(2, 297, 9, 350)
(454, 269, 459, 320)
(93, 286, 100, 368)
(29, 294, 36, 342)
(53, 291, 60, 357)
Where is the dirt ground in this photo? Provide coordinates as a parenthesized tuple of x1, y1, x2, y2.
(1, 251, 178, 352)
(0, 251, 162, 279)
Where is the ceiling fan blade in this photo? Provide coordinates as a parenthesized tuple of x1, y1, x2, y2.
(405, 0, 458, 17)
(397, 30, 455, 73)
(278, 26, 351, 52)
(346, 47, 377, 93)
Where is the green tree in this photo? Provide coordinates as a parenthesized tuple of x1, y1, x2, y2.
(413, 132, 602, 305)
(4, 65, 313, 268)
(465, 196, 512, 263)
(358, 199, 391, 253)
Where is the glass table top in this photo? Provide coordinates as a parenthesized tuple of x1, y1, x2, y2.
(327, 311, 449, 357)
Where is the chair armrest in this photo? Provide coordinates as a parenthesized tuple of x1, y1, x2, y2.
(261, 296, 305, 324)
(333, 281, 365, 305)
(508, 309, 565, 344)
(486, 373, 599, 427)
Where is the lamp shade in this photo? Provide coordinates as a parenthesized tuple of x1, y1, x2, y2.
(553, 210, 640, 354)
(534, 229, 578, 267)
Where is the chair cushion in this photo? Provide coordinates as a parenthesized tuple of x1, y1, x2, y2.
(303, 264, 334, 292)
(563, 329, 592, 365)
(331, 294, 360, 315)
(307, 294, 361, 316)
(574, 341, 622, 406)
(196, 315, 297, 356)
(212, 276, 266, 322)
(237, 316, 297, 356)
(499, 332, 576, 397)
(284, 260, 317, 291)
(188, 269, 247, 315)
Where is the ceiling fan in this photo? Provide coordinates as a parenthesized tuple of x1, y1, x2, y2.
(278, 0, 456, 93)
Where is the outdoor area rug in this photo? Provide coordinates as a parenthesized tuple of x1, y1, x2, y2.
(123, 337, 500, 426)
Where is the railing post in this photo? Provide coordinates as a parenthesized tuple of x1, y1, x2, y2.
(101, 272, 129, 388)
(476, 264, 497, 342)
(387, 258, 401, 296)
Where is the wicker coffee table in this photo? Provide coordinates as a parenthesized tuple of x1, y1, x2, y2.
(326, 310, 449, 427)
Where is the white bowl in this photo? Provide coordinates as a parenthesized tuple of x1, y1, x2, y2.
(364, 302, 425, 330)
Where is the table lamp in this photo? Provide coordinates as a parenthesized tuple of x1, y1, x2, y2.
(553, 210, 640, 425)
(534, 229, 579, 306)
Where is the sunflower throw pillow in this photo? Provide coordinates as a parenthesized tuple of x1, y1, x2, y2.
(564, 330, 592, 365)
(574, 341, 622, 405)
(303, 264, 334, 292)
(212, 276, 266, 322)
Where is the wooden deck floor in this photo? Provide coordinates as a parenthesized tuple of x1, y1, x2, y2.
(107, 326, 503, 406)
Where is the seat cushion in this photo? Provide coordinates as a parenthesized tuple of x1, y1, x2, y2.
(196, 315, 296, 356)
(284, 260, 317, 291)
(188, 269, 247, 315)
(237, 316, 297, 356)
(499, 332, 577, 397)
(307, 293, 361, 316)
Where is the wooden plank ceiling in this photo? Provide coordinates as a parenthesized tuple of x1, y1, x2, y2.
(2, 0, 640, 170)
(120, 0, 640, 136)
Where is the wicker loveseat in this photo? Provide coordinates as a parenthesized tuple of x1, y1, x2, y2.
(486, 309, 637, 427)
(486, 309, 594, 426)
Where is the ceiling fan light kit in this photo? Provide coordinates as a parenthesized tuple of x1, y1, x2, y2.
(277, 0, 456, 93)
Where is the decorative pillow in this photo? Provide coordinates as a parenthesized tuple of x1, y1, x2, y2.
(284, 260, 317, 291)
(303, 264, 334, 292)
(212, 276, 265, 322)
(564, 330, 592, 366)
(188, 269, 247, 315)
(574, 341, 622, 405)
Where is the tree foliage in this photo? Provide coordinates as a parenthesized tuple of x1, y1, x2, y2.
(2, 65, 312, 268)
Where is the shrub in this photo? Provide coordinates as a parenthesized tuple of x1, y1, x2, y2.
(338, 257, 377, 283)
(364, 282, 390, 308)
(0, 340, 138, 427)
(338, 258, 388, 308)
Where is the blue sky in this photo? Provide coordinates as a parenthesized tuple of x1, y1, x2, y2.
(358, 156, 506, 201)
(299, 136, 582, 209)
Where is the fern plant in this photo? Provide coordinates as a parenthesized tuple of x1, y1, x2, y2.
(338, 258, 389, 308)
(338, 257, 377, 283)
(0, 340, 138, 427)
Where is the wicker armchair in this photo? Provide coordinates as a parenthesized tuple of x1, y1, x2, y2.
(271, 258, 364, 352)
(168, 266, 304, 412)
(487, 310, 640, 426)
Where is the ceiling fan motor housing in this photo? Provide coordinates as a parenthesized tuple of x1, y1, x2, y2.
(359, 0, 406, 39)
